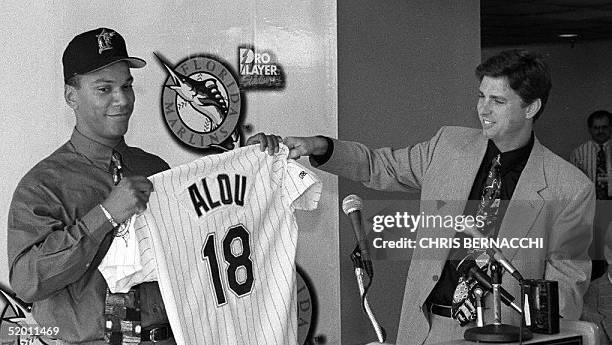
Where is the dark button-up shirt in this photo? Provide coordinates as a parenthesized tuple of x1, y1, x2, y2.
(8, 129, 171, 343)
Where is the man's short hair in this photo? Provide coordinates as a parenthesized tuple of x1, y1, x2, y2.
(475, 49, 552, 121)
(65, 74, 81, 88)
(587, 110, 611, 127)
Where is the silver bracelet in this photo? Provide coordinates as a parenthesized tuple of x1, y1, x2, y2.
(99, 204, 119, 228)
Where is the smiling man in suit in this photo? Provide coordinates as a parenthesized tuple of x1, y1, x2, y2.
(251, 49, 594, 344)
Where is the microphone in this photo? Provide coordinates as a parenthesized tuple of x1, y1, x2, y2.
(342, 195, 373, 277)
(458, 226, 524, 281)
(456, 256, 522, 314)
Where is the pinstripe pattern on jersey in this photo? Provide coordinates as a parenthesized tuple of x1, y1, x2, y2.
(130, 144, 321, 345)
(98, 214, 151, 293)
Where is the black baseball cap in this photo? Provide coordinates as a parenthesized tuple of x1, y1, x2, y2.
(62, 27, 146, 82)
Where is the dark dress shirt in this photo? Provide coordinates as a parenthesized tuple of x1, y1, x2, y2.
(8, 129, 171, 343)
(427, 134, 535, 306)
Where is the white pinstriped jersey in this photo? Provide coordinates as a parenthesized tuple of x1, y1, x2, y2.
(130, 144, 321, 345)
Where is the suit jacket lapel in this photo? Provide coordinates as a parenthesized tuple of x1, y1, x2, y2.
(432, 132, 489, 213)
(496, 137, 547, 262)
(411, 133, 488, 302)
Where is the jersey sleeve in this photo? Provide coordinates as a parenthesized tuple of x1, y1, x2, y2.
(283, 159, 322, 210)
(98, 214, 158, 293)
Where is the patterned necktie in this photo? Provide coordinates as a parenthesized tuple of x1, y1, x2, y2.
(105, 150, 141, 345)
(596, 144, 608, 200)
(476, 154, 502, 236)
(110, 151, 130, 240)
(110, 151, 124, 185)
(452, 154, 502, 325)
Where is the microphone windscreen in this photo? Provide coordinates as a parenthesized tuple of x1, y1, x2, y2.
(342, 194, 362, 215)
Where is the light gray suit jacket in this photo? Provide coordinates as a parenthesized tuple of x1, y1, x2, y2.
(318, 126, 594, 345)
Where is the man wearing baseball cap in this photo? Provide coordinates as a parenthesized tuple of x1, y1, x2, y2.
(8, 28, 175, 344)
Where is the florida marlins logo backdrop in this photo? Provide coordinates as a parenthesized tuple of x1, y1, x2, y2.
(157, 53, 242, 150)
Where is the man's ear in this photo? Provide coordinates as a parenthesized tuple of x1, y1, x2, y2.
(525, 99, 541, 120)
(64, 84, 78, 110)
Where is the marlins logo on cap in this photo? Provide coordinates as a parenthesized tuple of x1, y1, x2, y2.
(96, 28, 116, 54)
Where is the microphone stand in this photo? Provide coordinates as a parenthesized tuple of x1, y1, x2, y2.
(350, 247, 386, 343)
(464, 261, 533, 343)
(474, 286, 485, 328)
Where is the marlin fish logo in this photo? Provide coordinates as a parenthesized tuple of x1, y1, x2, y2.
(209, 129, 241, 152)
(1, 284, 50, 344)
(158, 53, 242, 150)
(155, 53, 228, 128)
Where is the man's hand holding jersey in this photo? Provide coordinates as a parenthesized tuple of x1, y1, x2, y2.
(247, 132, 329, 159)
